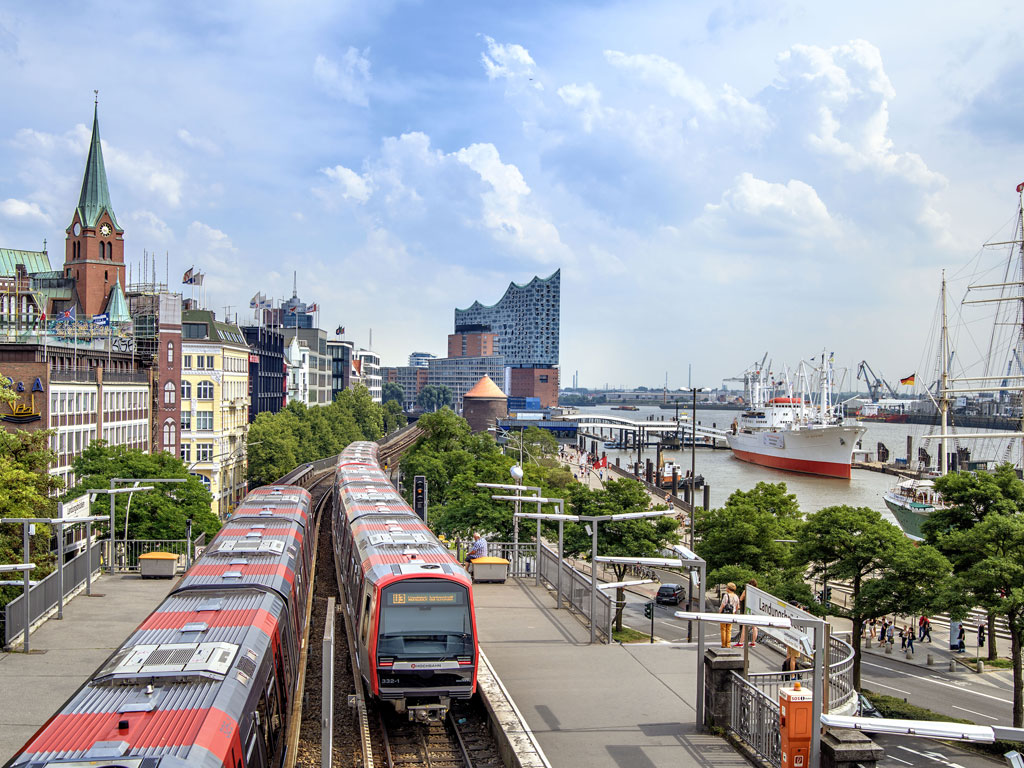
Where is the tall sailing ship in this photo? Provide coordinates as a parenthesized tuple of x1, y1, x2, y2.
(884, 183, 1024, 538)
(726, 354, 866, 479)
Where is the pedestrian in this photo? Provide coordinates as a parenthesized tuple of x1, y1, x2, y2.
(957, 623, 966, 653)
(919, 615, 927, 641)
(978, 622, 987, 648)
(922, 617, 932, 643)
(736, 579, 759, 648)
(467, 532, 487, 563)
(905, 626, 914, 654)
(886, 622, 895, 648)
(781, 647, 799, 680)
(719, 582, 740, 648)
(900, 627, 907, 651)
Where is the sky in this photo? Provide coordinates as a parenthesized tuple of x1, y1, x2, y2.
(1, 0, 1022, 391)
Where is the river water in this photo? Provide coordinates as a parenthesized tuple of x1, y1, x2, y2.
(576, 404, 1024, 526)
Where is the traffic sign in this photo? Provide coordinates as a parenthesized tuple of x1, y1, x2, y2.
(744, 585, 815, 656)
(61, 494, 91, 520)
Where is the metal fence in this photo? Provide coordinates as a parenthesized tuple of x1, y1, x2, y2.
(729, 673, 782, 767)
(108, 538, 192, 572)
(489, 541, 612, 642)
(4, 540, 102, 647)
(747, 633, 856, 712)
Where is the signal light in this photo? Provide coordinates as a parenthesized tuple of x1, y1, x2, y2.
(644, 601, 654, 619)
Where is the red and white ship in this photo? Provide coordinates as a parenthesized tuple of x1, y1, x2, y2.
(726, 354, 866, 479)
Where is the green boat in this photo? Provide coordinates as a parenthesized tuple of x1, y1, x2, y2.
(883, 478, 944, 541)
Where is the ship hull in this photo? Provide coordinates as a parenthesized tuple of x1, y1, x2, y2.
(726, 425, 865, 480)
(883, 495, 928, 540)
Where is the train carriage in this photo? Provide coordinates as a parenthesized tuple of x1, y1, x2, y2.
(333, 441, 478, 722)
(9, 485, 315, 768)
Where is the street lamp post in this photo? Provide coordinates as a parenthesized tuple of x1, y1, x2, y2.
(104, 478, 187, 573)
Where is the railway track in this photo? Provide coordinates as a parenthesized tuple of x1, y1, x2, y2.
(377, 425, 424, 470)
(376, 703, 501, 768)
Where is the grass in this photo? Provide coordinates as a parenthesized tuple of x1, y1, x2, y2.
(981, 657, 1013, 669)
(614, 626, 652, 643)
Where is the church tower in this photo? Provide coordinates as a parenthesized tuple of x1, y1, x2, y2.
(63, 102, 125, 317)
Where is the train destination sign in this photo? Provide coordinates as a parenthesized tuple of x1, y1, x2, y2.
(388, 592, 459, 606)
(744, 584, 814, 656)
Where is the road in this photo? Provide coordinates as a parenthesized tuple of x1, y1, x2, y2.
(618, 596, 1016, 768)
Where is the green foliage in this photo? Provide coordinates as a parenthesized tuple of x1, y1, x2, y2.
(0, 429, 62, 606)
(417, 385, 452, 413)
(246, 385, 392, 486)
(67, 441, 218, 541)
(695, 482, 804, 593)
(382, 381, 404, 406)
(797, 504, 953, 688)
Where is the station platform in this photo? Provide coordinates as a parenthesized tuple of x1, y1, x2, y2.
(474, 579, 748, 768)
(0, 572, 177, 764)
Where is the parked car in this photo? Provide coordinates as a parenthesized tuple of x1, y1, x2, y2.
(857, 693, 883, 718)
(656, 584, 684, 605)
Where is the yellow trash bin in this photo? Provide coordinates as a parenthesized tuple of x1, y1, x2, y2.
(470, 556, 510, 584)
(139, 551, 179, 579)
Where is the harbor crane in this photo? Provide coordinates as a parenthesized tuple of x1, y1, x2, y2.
(856, 360, 899, 402)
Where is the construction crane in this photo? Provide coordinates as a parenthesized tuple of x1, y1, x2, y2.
(856, 360, 899, 402)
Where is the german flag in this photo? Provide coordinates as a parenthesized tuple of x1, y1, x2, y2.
(900, 374, 916, 386)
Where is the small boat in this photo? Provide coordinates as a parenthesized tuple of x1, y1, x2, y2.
(883, 478, 947, 541)
(612, 405, 640, 411)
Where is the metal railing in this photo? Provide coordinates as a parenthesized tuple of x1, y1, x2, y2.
(3, 540, 102, 647)
(108, 538, 193, 573)
(747, 633, 856, 711)
(489, 541, 612, 642)
(729, 673, 782, 767)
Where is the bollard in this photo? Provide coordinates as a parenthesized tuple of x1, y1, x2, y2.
(865, 637, 872, 649)
(927, 653, 934, 665)
(885, 643, 892, 654)
(949, 660, 956, 672)
(977, 660, 984, 674)
(906, 651, 913, 660)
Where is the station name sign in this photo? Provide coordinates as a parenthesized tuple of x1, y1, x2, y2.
(744, 584, 814, 657)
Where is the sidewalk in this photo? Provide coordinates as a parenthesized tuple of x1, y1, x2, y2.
(0, 572, 177, 763)
(473, 578, 749, 768)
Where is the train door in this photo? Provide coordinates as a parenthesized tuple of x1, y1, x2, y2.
(358, 587, 375, 687)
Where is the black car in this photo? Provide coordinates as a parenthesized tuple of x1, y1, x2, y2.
(656, 584, 684, 605)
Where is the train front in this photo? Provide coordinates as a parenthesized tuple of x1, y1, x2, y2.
(373, 570, 477, 722)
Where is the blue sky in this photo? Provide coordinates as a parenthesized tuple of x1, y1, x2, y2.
(1, 0, 1022, 390)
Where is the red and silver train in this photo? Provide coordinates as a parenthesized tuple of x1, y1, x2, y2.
(8, 485, 315, 768)
(333, 441, 478, 721)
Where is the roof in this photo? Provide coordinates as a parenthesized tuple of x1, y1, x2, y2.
(105, 277, 131, 322)
(75, 104, 120, 230)
(0, 249, 52, 277)
(464, 375, 507, 400)
(455, 269, 559, 313)
(182, 309, 250, 348)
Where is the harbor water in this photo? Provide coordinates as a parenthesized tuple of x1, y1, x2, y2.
(577, 404, 1024, 526)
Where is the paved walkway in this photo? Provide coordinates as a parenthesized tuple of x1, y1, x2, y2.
(474, 579, 748, 768)
(0, 573, 177, 763)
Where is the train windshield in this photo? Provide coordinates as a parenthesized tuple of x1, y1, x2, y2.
(378, 580, 473, 657)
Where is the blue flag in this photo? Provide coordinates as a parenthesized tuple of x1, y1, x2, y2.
(93, 313, 110, 327)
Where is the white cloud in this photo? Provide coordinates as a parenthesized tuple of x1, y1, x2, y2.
(480, 35, 539, 87)
(557, 83, 604, 132)
(699, 172, 838, 241)
(127, 210, 173, 246)
(769, 40, 943, 188)
(319, 165, 372, 203)
(314, 48, 372, 107)
(0, 198, 51, 225)
(176, 129, 220, 155)
(185, 221, 236, 258)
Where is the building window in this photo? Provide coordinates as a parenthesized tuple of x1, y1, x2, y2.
(167, 341, 174, 364)
(196, 355, 206, 369)
(104, 270, 108, 281)
(196, 443, 213, 462)
(181, 380, 191, 399)
(190, 472, 210, 488)
(206, 355, 214, 369)
(181, 410, 192, 431)
(539, 375, 548, 383)
(196, 411, 213, 431)
(183, 355, 192, 369)
(163, 382, 176, 405)
(181, 444, 191, 462)
(197, 381, 214, 399)
(162, 419, 176, 449)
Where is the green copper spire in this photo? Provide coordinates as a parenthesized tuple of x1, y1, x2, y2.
(75, 103, 119, 230)
(105, 276, 131, 323)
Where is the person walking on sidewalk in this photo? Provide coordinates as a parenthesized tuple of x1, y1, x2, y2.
(919, 615, 927, 641)
(905, 626, 915, 654)
(886, 622, 895, 648)
(957, 623, 966, 653)
(900, 627, 907, 651)
(978, 622, 987, 648)
(719, 582, 740, 647)
(922, 616, 932, 643)
(736, 579, 759, 648)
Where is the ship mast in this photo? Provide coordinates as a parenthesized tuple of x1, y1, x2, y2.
(940, 271, 949, 475)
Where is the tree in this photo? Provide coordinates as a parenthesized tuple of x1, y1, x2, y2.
(247, 411, 301, 486)
(417, 385, 452, 413)
(0, 428, 62, 608)
(940, 513, 1024, 726)
(382, 400, 406, 434)
(67, 442, 219, 541)
(695, 482, 808, 600)
(334, 386, 384, 441)
(797, 505, 953, 689)
(561, 479, 680, 630)
(382, 381, 404, 406)
(926, 465, 1023, 660)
